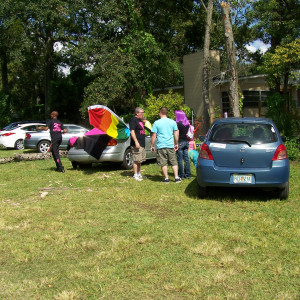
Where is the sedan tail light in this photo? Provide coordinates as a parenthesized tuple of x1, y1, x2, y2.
(107, 138, 117, 146)
(272, 144, 288, 160)
(199, 143, 213, 160)
(1, 132, 15, 137)
(25, 133, 31, 139)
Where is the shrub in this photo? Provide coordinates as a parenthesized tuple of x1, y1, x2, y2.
(285, 137, 300, 161)
(265, 92, 300, 137)
(144, 90, 191, 123)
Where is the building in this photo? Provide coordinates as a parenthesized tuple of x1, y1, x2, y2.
(183, 51, 300, 119)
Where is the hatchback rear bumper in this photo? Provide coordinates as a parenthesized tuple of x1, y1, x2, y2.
(197, 159, 290, 188)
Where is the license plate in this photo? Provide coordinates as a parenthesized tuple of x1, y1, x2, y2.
(233, 174, 252, 184)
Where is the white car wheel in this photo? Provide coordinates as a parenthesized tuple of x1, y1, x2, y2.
(15, 139, 24, 150)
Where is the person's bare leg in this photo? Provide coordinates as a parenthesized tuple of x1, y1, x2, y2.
(133, 162, 138, 175)
(161, 165, 168, 178)
(172, 165, 179, 178)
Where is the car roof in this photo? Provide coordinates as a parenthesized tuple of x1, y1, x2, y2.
(19, 122, 45, 126)
(212, 117, 274, 125)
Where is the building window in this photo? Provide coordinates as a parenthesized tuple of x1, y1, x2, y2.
(221, 92, 230, 113)
(243, 91, 269, 108)
(222, 90, 270, 113)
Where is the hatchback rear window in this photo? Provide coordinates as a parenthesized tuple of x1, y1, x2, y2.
(209, 123, 278, 144)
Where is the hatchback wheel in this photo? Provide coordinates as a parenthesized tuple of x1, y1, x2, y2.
(38, 140, 51, 153)
(278, 181, 289, 200)
(122, 148, 133, 169)
(15, 139, 24, 150)
(197, 184, 208, 199)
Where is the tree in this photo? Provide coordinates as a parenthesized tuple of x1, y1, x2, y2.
(221, 2, 240, 117)
(247, 0, 300, 91)
(78, 0, 183, 117)
(202, 0, 214, 132)
(260, 39, 300, 111)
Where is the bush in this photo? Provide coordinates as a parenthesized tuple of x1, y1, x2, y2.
(285, 137, 300, 161)
(266, 92, 300, 137)
(144, 90, 191, 123)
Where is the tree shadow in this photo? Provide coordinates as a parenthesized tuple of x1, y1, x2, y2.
(184, 178, 277, 202)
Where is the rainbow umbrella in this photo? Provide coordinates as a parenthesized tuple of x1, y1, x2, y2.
(88, 105, 130, 139)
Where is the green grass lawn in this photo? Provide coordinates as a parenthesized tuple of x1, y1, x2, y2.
(0, 149, 299, 299)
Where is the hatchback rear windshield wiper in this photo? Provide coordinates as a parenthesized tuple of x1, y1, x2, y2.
(224, 139, 252, 147)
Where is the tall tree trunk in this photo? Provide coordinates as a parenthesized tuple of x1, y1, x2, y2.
(221, 2, 240, 117)
(0, 48, 9, 93)
(202, 0, 214, 133)
(44, 34, 54, 119)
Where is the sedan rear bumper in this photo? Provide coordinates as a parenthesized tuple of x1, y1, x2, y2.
(68, 147, 125, 163)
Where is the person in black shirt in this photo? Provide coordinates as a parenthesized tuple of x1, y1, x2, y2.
(175, 110, 191, 179)
(129, 107, 146, 181)
(40, 111, 66, 173)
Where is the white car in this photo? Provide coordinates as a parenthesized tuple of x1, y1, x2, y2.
(24, 124, 88, 153)
(0, 122, 46, 150)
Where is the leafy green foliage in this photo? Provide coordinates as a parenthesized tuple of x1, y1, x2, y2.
(285, 137, 300, 161)
(259, 39, 300, 91)
(144, 90, 191, 123)
(265, 92, 300, 137)
(0, 92, 13, 127)
(80, 31, 182, 117)
(247, 0, 299, 47)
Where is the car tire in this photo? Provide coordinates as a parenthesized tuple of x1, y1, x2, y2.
(38, 140, 51, 153)
(15, 139, 24, 150)
(71, 161, 78, 169)
(197, 184, 208, 199)
(78, 163, 92, 169)
(122, 148, 133, 170)
(278, 181, 289, 200)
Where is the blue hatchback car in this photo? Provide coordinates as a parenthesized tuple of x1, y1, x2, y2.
(196, 118, 290, 199)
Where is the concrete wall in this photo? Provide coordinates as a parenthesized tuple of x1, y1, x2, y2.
(183, 51, 221, 119)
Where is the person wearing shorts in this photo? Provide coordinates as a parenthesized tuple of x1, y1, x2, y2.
(129, 107, 146, 181)
(150, 107, 181, 183)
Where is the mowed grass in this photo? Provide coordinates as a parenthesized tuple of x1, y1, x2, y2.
(0, 149, 299, 299)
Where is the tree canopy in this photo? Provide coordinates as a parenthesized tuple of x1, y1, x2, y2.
(0, 0, 299, 126)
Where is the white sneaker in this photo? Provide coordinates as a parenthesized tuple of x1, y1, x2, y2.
(133, 175, 143, 181)
(137, 173, 147, 179)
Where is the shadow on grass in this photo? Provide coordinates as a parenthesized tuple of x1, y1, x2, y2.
(185, 178, 277, 202)
(66, 162, 124, 174)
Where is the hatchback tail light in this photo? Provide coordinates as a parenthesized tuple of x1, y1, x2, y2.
(199, 143, 213, 160)
(107, 138, 117, 146)
(25, 133, 31, 139)
(1, 132, 15, 137)
(272, 144, 288, 161)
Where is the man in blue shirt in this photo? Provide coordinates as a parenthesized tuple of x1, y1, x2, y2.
(151, 107, 181, 183)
